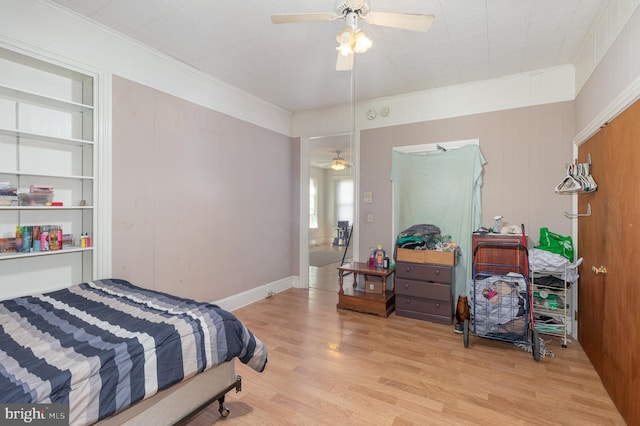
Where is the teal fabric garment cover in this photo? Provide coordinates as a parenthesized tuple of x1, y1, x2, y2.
(392, 144, 486, 298)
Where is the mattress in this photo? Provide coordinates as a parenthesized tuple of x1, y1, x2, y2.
(0, 278, 267, 425)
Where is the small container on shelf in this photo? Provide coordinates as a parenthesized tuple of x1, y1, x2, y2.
(18, 192, 54, 206)
(0, 195, 18, 206)
(374, 245, 385, 268)
(80, 233, 92, 248)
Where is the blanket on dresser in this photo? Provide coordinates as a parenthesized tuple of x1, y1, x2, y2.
(0, 278, 267, 425)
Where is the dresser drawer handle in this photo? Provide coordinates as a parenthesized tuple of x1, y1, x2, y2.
(405, 266, 411, 273)
(435, 303, 440, 308)
(404, 283, 410, 290)
(434, 269, 440, 275)
(405, 298, 411, 305)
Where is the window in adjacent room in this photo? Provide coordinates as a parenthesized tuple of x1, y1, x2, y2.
(309, 177, 318, 229)
(336, 178, 353, 225)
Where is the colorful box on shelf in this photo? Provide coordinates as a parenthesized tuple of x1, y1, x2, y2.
(0, 238, 16, 253)
(396, 248, 457, 266)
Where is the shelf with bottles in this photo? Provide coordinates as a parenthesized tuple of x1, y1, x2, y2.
(0, 207, 92, 255)
(0, 245, 92, 260)
(0, 224, 92, 258)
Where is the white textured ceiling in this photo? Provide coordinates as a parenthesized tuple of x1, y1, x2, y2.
(49, 0, 608, 165)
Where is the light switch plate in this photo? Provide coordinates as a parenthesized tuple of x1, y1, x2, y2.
(363, 191, 373, 203)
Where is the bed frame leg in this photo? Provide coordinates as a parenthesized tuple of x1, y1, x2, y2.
(218, 375, 241, 418)
(218, 396, 230, 418)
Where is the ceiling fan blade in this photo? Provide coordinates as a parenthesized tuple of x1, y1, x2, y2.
(336, 51, 354, 71)
(365, 12, 435, 32)
(271, 13, 338, 24)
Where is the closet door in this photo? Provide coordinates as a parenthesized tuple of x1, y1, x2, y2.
(578, 99, 640, 425)
(576, 131, 605, 372)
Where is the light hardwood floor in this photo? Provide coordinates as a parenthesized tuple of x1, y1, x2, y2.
(186, 263, 624, 425)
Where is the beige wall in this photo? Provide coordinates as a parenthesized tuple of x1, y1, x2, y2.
(111, 76, 297, 301)
(358, 102, 574, 261)
(575, 6, 640, 142)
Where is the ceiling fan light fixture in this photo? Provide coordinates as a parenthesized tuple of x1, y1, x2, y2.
(353, 30, 372, 53)
(336, 26, 356, 55)
(337, 43, 352, 56)
(274, 1, 434, 72)
(336, 26, 355, 44)
(331, 151, 348, 170)
(331, 158, 347, 170)
(335, 26, 371, 56)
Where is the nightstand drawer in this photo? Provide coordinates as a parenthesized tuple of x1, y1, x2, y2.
(395, 279, 451, 301)
(396, 295, 452, 318)
(395, 262, 452, 283)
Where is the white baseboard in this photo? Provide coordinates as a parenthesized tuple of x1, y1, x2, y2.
(213, 276, 295, 312)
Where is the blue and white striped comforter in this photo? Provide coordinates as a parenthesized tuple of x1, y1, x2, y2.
(0, 278, 267, 425)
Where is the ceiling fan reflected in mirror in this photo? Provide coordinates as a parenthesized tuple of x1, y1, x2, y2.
(271, 0, 434, 71)
(330, 150, 350, 170)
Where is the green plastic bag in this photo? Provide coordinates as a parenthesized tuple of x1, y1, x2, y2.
(535, 227, 574, 262)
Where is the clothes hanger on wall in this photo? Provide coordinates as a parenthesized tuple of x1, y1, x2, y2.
(555, 154, 597, 193)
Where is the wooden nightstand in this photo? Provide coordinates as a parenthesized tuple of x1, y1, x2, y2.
(337, 262, 395, 318)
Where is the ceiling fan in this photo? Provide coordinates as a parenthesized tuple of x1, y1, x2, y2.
(271, 1, 434, 71)
(313, 150, 352, 170)
(329, 150, 351, 170)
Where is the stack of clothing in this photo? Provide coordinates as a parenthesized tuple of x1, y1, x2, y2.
(396, 224, 442, 250)
(397, 224, 459, 253)
(472, 273, 527, 337)
(529, 248, 582, 285)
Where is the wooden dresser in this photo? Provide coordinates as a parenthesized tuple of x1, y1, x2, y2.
(395, 261, 454, 324)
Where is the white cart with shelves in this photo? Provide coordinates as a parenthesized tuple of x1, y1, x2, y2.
(0, 46, 96, 298)
(531, 269, 572, 348)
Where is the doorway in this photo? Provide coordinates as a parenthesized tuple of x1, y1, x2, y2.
(306, 134, 354, 292)
(309, 176, 354, 292)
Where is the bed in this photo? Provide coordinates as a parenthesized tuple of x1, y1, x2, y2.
(0, 278, 268, 425)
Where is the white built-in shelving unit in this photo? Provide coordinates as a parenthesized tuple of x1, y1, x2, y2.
(0, 46, 96, 298)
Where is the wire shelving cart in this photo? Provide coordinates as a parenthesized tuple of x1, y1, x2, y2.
(463, 237, 540, 361)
